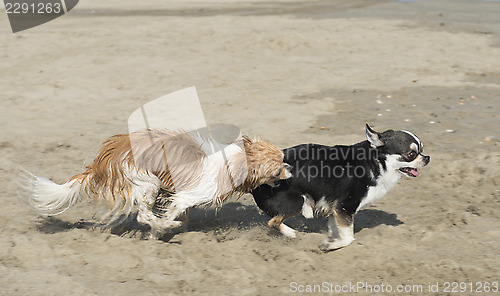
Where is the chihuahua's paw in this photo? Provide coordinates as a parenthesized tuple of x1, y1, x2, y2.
(279, 224, 296, 238)
(318, 238, 353, 252)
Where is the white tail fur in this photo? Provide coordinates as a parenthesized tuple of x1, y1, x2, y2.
(19, 170, 83, 216)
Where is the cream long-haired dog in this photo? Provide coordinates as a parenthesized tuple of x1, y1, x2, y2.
(21, 129, 292, 238)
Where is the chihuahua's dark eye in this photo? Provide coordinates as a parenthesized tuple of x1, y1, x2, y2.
(407, 151, 417, 160)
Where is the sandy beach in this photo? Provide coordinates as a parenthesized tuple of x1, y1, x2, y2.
(1, 0, 499, 295)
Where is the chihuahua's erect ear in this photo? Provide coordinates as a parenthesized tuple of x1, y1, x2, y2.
(366, 124, 384, 148)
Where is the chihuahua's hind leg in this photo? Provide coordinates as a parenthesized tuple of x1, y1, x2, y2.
(279, 223, 297, 238)
(301, 194, 315, 219)
(268, 215, 296, 238)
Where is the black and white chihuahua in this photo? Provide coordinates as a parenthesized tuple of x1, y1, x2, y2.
(251, 124, 430, 252)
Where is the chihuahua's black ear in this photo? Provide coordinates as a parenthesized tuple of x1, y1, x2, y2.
(366, 124, 384, 148)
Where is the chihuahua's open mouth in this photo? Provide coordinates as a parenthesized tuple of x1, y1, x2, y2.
(399, 167, 419, 177)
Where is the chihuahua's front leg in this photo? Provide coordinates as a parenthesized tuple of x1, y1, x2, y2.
(318, 212, 354, 252)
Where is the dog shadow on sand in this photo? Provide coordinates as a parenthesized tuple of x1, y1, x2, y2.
(37, 202, 404, 242)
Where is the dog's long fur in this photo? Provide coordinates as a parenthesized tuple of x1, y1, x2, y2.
(21, 129, 291, 237)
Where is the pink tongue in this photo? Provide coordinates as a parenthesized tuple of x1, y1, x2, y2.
(410, 168, 419, 177)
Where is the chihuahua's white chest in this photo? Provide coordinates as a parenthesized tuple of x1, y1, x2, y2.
(357, 168, 401, 212)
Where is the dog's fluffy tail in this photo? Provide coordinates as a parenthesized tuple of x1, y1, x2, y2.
(18, 134, 136, 217)
(19, 170, 86, 216)
(18, 130, 203, 219)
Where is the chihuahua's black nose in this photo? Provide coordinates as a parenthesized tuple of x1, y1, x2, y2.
(423, 155, 430, 165)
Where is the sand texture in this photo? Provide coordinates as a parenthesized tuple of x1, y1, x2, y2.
(1, 0, 499, 295)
